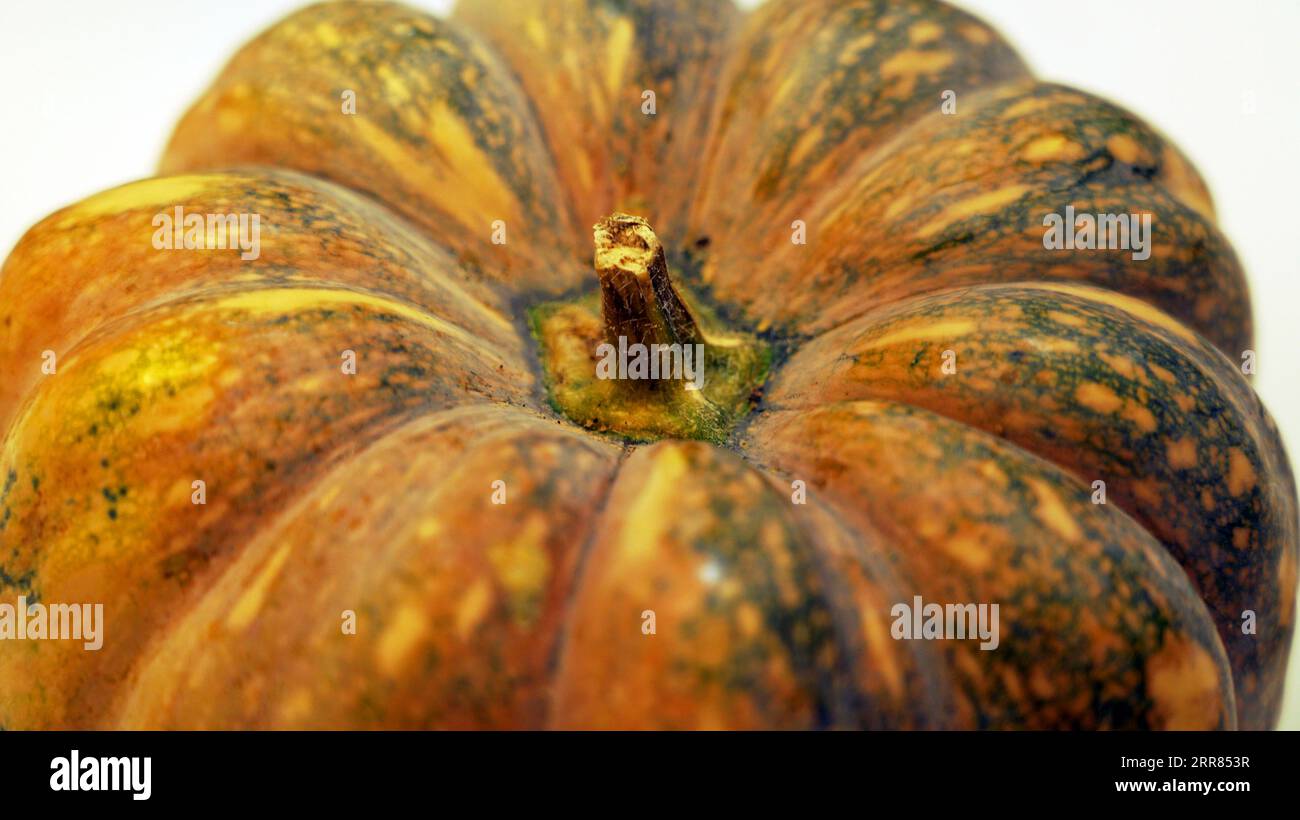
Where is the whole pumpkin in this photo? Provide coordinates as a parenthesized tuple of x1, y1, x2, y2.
(0, 0, 1294, 730)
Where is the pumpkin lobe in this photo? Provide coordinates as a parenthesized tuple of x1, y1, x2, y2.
(530, 214, 768, 443)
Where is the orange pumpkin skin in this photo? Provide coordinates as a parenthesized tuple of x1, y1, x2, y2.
(0, 0, 1293, 730)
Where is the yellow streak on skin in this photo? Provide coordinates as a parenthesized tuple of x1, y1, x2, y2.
(959, 23, 992, 45)
(376, 65, 412, 103)
(1226, 448, 1257, 496)
(226, 542, 295, 631)
(865, 319, 976, 350)
(1026, 477, 1083, 544)
(837, 33, 877, 66)
(1075, 382, 1123, 414)
(1144, 635, 1224, 730)
(314, 22, 342, 48)
(1122, 402, 1158, 434)
(1279, 547, 1298, 625)
(736, 603, 762, 638)
(418, 518, 443, 541)
(455, 579, 494, 641)
(943, 533, 992, 571)
(1149, 363, 1177, 383)
(51, 334, 224, 438)
(879, 49, 955, 77)
(61, 175, 229, 221)
(619, 447, 690, 561)
(1030, 284, 1201, 346)
(605, 19, 634, 95)
(787, 127, 824, 169)
(377, 600, 432, 677)
(1046, 310, 1087, 328)
(212, 287, 481, 349)
(770, 70, 802, 106)
(915, 185, 1030, 239)
(1158, 145, 1216, 221)
(525, 17, 547, 48)
(1106, 133, 1144, 165)
(487, 516, 552, 617)
(573, 149, 595, 192)
(883, 194, 914, 220)
(861, 599, 903, 698)
(1031, 337, 1081, 355)
(1000, 95, 1055, 120)
(1021, 134, 1086, 162)
(313, 481, 344, 511)
(1098, 351, 1140, 380)
(908, 22, 943, 45)
(349, 106, 521, 234)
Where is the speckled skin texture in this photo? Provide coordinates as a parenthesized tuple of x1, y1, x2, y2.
(0, 0, 1293, 729)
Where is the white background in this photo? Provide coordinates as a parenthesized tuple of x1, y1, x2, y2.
(1, 0, 1297, 728)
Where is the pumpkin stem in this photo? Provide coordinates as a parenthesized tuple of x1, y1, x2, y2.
(527, 213, 769, 443)
(594, 213, 704, 352)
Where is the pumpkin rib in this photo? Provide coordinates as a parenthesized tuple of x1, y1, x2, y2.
(551, 439, 957, 728)
(160, 1, 585, 291)
(453, 0, 743, 239)
(0, 168, 530, 437)
(687, 0, 1030, 259)
(112, 403, 623, 728)
(540, 437, 632, 726)
(0, 286, 536, 728)
(747, 399, 1238, 729)
(752, 462, 962, 727)
(815, 187, 1249, 354)
(761, 281, 1296, 728)
(701, 80, 1249, 354)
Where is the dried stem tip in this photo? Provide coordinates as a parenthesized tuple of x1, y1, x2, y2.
(594, 213, 703, 349)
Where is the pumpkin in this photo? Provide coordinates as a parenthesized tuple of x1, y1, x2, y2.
(0, 0, 1293, 731)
